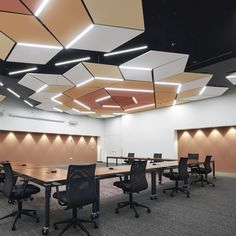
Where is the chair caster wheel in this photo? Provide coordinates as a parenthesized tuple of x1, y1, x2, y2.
(163, 190, 166, 194)
(54, 224, 58, 230)
(42, 228, 49, 235)
(187, 195, 190, 198)
(115, 209, 119, 214)
(135, 213, 139, 218)
(94, 222, 99, 229)
(147, 208, 151, 213)
(12, 226, 16, 231)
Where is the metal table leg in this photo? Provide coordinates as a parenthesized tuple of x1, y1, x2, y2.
(92, 178, 100, 219)
(212, 161, 216, 179)
(158, 168, 163, 184)
(106, 157, 108, 167)
(42, 184, 51, 235)
(116, 158, 118, 166)
(150, 170, 157, 200)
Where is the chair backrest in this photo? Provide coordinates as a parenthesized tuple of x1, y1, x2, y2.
(126, 153, 135, 164)
(130, 160, 148, 192)
(188, 153, 199, 160)
(178, 157, 189, 179)
(153, 153, 162, 162)
(128, 153, 135, 158)
(66, 164, 97, 209)
(2, 163, 15, 198)
(204, 155, 212, 173)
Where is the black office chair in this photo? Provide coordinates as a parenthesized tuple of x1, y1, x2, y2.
(191, 155, 215, 187)
(150, 153, 162, 163)
(113, 160, 151, 218)
(0, 163, 40, 231)
(53, 164, 98, 236)
(124, 152, 135, 165)
(188, 153, 200, 174)
(163, 157, 190, 198)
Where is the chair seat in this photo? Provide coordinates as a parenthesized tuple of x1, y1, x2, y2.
(113, 180, 131, 192)
(163, 172, 184, 181)
(195, 168, 208, 174)
(0, 173, 5, 181)
(53, 191, 67, 204)
(12, 184, 40, 199)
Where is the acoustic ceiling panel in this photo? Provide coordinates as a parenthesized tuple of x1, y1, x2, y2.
(65, 100, 91, 112)
(83, 0, 144, 30)
(155, 92, 176, 105)
(55, 104, 71, 112)
(125, 104, 155, 113)
(180, 76, 212, 92)
(29, 91, 59, 103)
(0, 0, 31, 14)
(18, 73, 45, 91)
(54, 94, 72, 104)
(155, 84, 178, 93)
(7, 43, 62, 64)
(0, 12, 61, 45)
(0, 32, 15, 60)
(108, 80, 153, 90)
(36, 103, 55, 112)
(0, 95, 6, 102)
(177, 88, 202, 100)
(226, 72, 236, 84)
(203, 86, 228, 96)
(43, 85, 73, 93)
(119, 67, 152, 82)
(64, 87, 100, 99)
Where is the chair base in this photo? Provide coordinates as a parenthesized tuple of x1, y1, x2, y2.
(0, 203, 39, 231)
(163, 181, 190, 198)
(191, 175, 215, 187)
(54, 208, 98, 236)
(115, 193, 151, 218)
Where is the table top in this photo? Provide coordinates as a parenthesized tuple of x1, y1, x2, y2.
(107, 156, 177, 161)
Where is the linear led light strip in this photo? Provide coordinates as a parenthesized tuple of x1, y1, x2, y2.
(73, 99, 91, 111)
(0, 82, 3, 86)
(51, 93, 63, 105)
(105, 87, 154, 93)
(119, 65, 152, 71)
(104, 45, 148, 57)
(172, 100, 177, 106)
(72, 108, 95, 114)
(102, 105, 120, 108)
(76, 78, 94, 87)
(155, 81, 182, 94)
(7, 88, 20, 98)
(24, 100, 34, 107)
(9, 67, 37, 75)
(199, 86, 206, 95)
(132, 97, 138, 104)
(96, 96, 111, 102)
(55, 57, 90, 66)
(36, 84, 48, 93)
(35, 0, 49, 16)
(17, 43, 62, 50)
(66, 24, 94, 49)
(53, 107, 63, 113)
(125, 103, 155, 112)
(95, 77, 124, 81)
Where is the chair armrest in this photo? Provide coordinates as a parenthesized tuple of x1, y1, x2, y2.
(52, 182, 66, 206)
(115, 173, 129, 182)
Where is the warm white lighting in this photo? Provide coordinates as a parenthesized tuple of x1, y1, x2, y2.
(7, 88, 20, 98)
(105, 87, 154, 93)
(72, 108, 81, 113)
(66, 24, 94, 49)
(36, 84, 48, 93)
(119, 65, 152, 71)
(9, 67, 37, 75)
(0, 82, 3, 86)
(132, 97, 138, 104)
(76, 78, 94, 87)
(35, 0, 49, 16)
(104, 45, 148, 57)
(125, 103, 155, 112)
(53, 107, 63, 113)
(96, 96, 111, 102)
(18, 42, 62, 50)
(73, 100, 91, 110)
(102, 105, 120, 108)
(72, 108, 95, 114)
(24, 100, 34, 107)
(51, 93, 63, 105)
(55, 57, 90, 66)
(199, 86, 206, 95)
(226, 74, 236, 79)
(155, 81, 182, 94)
(172, 100, 177, 106)
(94, 77, 124, 81)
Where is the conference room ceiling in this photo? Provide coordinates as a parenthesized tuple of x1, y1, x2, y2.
(0, 0, 235, 118)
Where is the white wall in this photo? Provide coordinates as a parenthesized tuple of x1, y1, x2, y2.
(104, 88, 236, 160)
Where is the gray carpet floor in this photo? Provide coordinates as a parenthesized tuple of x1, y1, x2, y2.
(0, 174, 235, 236)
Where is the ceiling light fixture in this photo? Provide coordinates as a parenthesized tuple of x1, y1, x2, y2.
(51, 93, 63, 105)
(24, 100, 34, 107)
(172, 100, 177, 106)
(73, 99, 91, 110)
(36, 84, 48, 93)
(7, 88, 20, 98)
(72, 108, 95, 114)
(18, 42, 62, 50)
(102, 105, 120, 108)
(35, 0, 49, 16)
(53, 107, 63, 113)
(132, 97, 138, 104)
(155, 81, 182, 94)
(96, 96, 111, 102)
(105, 87, 154, 93)
(104, 45, 148, 57)
(94, 77, 124, 81)
(119, 65, 152, 71)
(76, 78, 94, 87)
(66, 24, 94, 49)
(55, 57, 91, 66)
(199, 86, 206, 95)
(9, 67, 38, 75)
(125, 103, 155, 112)
(0, 82, 3, 86)
(226, 74, 236, 79)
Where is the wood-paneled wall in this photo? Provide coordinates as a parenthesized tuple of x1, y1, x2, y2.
(0, 131, 97, 165)
(178, 126, 236, 173)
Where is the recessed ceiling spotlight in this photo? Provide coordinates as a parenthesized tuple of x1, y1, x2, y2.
(7, 88, 20, 98)
(94, 77, 124, 81)
(132, 97, 138, 104)
(51, 93, 63, 105)
(96, 96, 111, 102)
(119, 65, 152, 71)
(0, 82, 3, 86)
(76, 78, 94, 87)
(199, 86, 206, 95)
(35, 0, 49, 16)
(53, 107, 63, 113)
(66, 24, 94, 49)
(102, 105, 120, 108)
(155, 81, 182, 94)
(18, 42, 62, 50)
(24, 100, 34, 107)
(36, 84, 48, 93)
(104, 45, 148, 57)
(125, 103, 155, 112)
(9, 67, 38, 75)
(105, 87, 154, 93)
(55, 57, 91, 66)
(73, 99, 91, 111)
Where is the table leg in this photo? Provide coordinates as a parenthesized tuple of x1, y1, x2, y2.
(42, 184, 51, 235)
(116, 158, 118, 166)
(106, 157, 108, 167)
(212, 161, 216, 179)
(150, 170, 157, 200)
(158, 168, 163, 184)
(92, 178, 100, 219)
